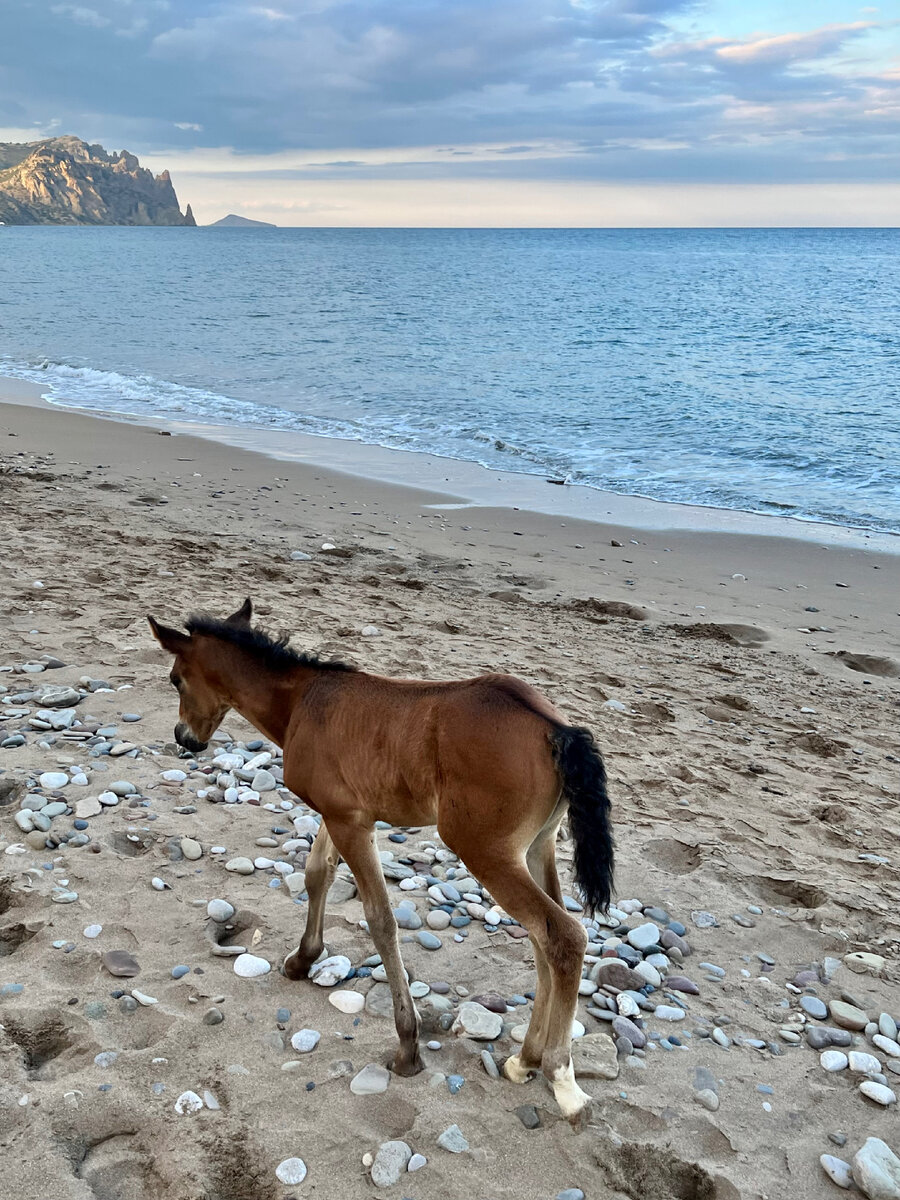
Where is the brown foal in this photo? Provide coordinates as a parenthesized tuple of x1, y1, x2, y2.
(149, 598, 613, 1121)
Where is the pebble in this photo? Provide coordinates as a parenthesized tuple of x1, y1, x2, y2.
(437, 1125, 469, 1153)
(162, 770, 187, 783)
(654, 1005, 685, 1022)
(309, 955, 352, 986)
(694, 1088, 720, 1112)
(853, 1137, 900, 1198)
(691, 910, 717, 928)
(203, 1008, 224, 1025)
(207, 899, 235, 922)
(174, 1091, 204, 1115)
(829, 1000, 869, 1031)
(171, 965, 190, 980)
(102, 950, 140, 977)
(75, 796, 102, 818)
(83, 925, 102, 939)
(181, 837, 202, 860)
(627, 922, 661, 951)
(800, 995, 828, 1020)
(557, 1192, 586, 1200)
(821, 1051, 849, 1072)
(350, 1064, 390, 1095)
(452, 1002, 503, 1041)
(233, 954, 271, 978)
(859, 1081, 897, 1106)
(151, 877, 168, 891)
(132, 990, 158, 1006)
(880, 1014, 899, 1041)
(844, 951, 886, 977)
(849, 1052, 883, 1075)
(370, 1141, 412, 1187)
(329, 991, 365, 1014)
(39, 771, 69, 789)
(290, 1029, 321, 1053)
(273, 1156, 307, 1186)
(417, 931, 442, 951)
(408, 1153, 427, 1172)
(225, 857, 255, 875)
(820, 1154, 854, 1190)
(874, 1035, 900, 1059)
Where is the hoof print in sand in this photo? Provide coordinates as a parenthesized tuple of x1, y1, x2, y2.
(77, 1134, 163, 1200)
(671, 622, 769, 648)
(831, 650, 899, 677)
(593, 1141, 740, 1200)
(3, 1009, 90, 1080)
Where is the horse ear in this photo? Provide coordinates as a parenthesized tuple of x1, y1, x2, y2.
(148, 615, 190, 654)
(226, 597, 253, 626)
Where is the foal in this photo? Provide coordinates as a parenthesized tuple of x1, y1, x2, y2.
(149, 599, 613, 1121)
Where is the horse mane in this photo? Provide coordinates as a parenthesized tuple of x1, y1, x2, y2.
(184, 615, 357, 674)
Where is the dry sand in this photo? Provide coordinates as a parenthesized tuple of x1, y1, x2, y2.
(1, 380, 899, 1200)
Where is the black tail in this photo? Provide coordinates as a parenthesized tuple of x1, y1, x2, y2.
(551, 724, 614, 914)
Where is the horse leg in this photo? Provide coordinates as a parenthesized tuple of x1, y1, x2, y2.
(467, 854, 591, 1121)
(283, 823, 339, 980)
(512, 816, 567, 1078)
(327, 818, 423, 1077)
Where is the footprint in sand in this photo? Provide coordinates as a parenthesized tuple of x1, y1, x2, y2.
(671, 621, 769, 647)
(830, 650, 900, 677)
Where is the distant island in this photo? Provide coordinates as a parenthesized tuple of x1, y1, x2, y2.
(0, 135, 194, 226)
(207, 213, 276, 228)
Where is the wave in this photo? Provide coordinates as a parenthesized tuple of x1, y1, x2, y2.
(2, 355, 898, 537)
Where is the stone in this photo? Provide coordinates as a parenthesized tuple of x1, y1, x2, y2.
(309, 955, 352, 986)
(251, 769, 277, 793)
(880, 1014, 899, 1042)
(829, 1000, 869, 1031)
(452, 1002, 503, 1041)
(666, 976, 699, 995)
(849, 1051, 883, 1075)
(860, 1082, 897, 1106)
(690, 910, 717, 928)
(275, 1157, 307, 1186)
(571, 1033, 619, 1080)
(427, 909, 451, 930)
(75, 795, 102, 818)
(611, 1016, 645, 1049)
(132, 990, 158, 1006)
(36, 686, 81, 708)
(233, 954, 271, 978)
(329, 990, 365, 1014)
(515, 1104, 541, 1129)
(874, 1035, 900, 1059)
(290, 1029, 320, 1053)
(654, 1005, 685, 1021)
(417, 930, 442, 951)
(225, 857, 255, 875)
(181, 837, 202, 860)
(365, 982, 394, 1018)
(174, 1091, 204, 1115)
(853, 1137, 900, 1200)
(821, 1051, 849, 1072)
(844, 951, 886, 976)
(800, 995, 828, 1020)
(39, 771, 69, 790)
(590, 959, 647, 992)
(371, 1141, 412, 1187)
(328, 875, 357, 903)
(84, 924, 103, 939)
(102, 950, 139, 978)
(203, 1008, 224, 1025)
(350, 1063, 390, 1095)
(437, 1125, 469, 1153)
(626, 922, 661, 951)
(695, 1089, 720, 1112)
(820, 1155, 854, 1189)
(207, 899, 234, 922)
(408, 1153, 427, 1172)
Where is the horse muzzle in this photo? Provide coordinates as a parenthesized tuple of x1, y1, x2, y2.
(175, 722, 208, 753)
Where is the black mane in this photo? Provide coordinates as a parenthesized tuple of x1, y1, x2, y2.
(185, 615, 356, 674)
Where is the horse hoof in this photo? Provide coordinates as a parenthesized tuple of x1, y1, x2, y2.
(503, 1054, 536, 1085)
(566, 1099, 593, 1131)
(390, 1053, 424, 1077)
(281, 952, 308, 981)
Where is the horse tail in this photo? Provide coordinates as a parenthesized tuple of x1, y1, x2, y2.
(550, 724, 614, 914)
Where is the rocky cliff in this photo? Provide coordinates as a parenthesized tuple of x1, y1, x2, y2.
(0, 136, 195, 226)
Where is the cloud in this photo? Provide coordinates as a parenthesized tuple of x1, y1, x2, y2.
(1, 0, 899, 209)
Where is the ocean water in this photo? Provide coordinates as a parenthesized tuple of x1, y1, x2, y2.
(1, 226, 898, 534)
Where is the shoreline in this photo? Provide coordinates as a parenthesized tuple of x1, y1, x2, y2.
(2, 372, 896, 555)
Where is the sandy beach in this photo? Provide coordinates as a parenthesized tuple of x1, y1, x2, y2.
(1, 378, 899, 1200)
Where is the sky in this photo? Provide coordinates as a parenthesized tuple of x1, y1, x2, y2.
(1, 1, 899, 225)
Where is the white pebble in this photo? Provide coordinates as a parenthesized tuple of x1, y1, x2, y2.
(820, 1051, 848, 1072)
(859, 1081, 897, 1106)
(83, 925, 102, 939)
(174, 1090, 204, 1114)
(290, 1029, 320, 1053)
(819, 1154, 853, 1189)
(275, 1158, 307, 1186)
(329, 991, 365, 1015)
(233, 954, 271, 978)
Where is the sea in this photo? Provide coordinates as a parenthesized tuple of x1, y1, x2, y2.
(1, 226, 898, 535)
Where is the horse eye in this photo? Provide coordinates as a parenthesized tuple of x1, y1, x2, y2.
(170, 676, 181, 691)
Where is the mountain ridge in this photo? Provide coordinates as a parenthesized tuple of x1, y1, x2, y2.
(0, 136, 195, 226)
